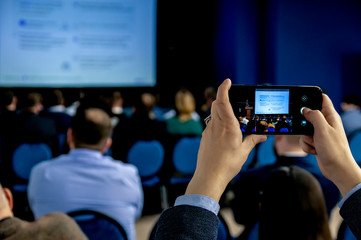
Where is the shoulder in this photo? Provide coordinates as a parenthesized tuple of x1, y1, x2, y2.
(107, 157, 140, 176)
(156, 205, 219, 240)
(33, 213, 87, 239)
(30, 155, 65, 176)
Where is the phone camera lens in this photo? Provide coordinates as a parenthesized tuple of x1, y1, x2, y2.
(301, 95, 308, 102)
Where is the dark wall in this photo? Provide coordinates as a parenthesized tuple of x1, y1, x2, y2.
(273, 0, 361, 110)
(214, 0, 361, 111)
(156, 0, 218, 107)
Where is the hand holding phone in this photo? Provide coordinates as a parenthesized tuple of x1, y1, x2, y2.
(229, 85, 323, 135)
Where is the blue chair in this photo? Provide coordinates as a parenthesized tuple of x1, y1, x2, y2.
(58, 133, 67, 154)
(337, 220, 357, 240)
(267, 127, 275, 132)
(127, 140, 165, 186)
(279, 128, 289, 132)
(246, 222, 259, 240)
(12, 143, 52, 191)
(127, 140, 167, 212)
(68, 210, 128, 240)
(255, 135, 276, 168)
(349, 130, 361, 165)
(218, 214, 234, 240)
(170, 136, 201, 184)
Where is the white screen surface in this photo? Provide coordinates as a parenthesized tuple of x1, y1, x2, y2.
(255, 89, 289, 114)
(0, 0, 156, 87)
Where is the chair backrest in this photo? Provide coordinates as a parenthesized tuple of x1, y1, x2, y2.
(255, 135, 276, 168)
(127, 140, 165, 179)
(279, 127, 289, 132)
(58, 133, 67, 154)
(246, 222, 259, 240)
(12, 143, 52, 180)
(337, 220, 357, 240)
(349, 130, 361, 165)
(172, 137, 201, 175)
(217, 214, 233, 240)
(68, 210, 128, 240)
(267, 127, 275, 132)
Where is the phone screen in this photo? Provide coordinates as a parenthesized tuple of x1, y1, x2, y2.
(229, 85, 322, 135)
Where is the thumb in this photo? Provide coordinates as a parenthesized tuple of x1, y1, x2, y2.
(242, 135, 267, 156)
(302, 108, 328, 132)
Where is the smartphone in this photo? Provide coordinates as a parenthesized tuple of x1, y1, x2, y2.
(229, 85, 323, 135)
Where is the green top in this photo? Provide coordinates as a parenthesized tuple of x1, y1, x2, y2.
(165, 117, 204, 135)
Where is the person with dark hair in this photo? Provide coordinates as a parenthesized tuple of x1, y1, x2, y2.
(28, 107, 143, 240)
(111, 92, 166, 161)
(41, 89, 72, 139)
(0, 92, 58, 188)
(259, 166, 332, 240)
(230, 135, 340, 233)
(0, 182, 87, 240)
(340, 94, 361, 137)
(0, 90, 17, 112)
(153, 79, 361, 239)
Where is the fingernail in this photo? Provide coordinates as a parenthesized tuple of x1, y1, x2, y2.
(302, 107, 311, 115)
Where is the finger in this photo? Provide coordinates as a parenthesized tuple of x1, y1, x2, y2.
(302, 108, 328, 132)
(242, 135, 267, 155)
(212, 79, 238, 123)
(300, 135, 314, 148)
(299, 138, 317, 155)
(215, 78, 231, 104)
(320, 94, 342, 128)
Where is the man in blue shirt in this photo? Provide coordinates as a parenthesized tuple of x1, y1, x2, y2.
(340, 94, 361, 137)
(28, 106, 143, 240)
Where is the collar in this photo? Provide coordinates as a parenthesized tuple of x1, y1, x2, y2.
(69, 148, 104, 160)
(0, 217, 11, 223)
(48, 105, 66, 112)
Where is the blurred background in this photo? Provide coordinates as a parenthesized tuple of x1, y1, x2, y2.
(0, 0, 360, 111)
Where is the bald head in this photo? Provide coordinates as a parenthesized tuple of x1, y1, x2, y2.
(70, 108, 112, 151)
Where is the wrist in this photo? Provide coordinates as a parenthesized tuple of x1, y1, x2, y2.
(330, 157, 361, 197)
(185, 171, 229, 203)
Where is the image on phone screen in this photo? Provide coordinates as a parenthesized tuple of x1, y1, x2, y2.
(230, 85, 322, 135)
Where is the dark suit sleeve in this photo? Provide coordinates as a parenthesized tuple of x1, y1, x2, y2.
(155, 205, 219, 240)
(340, 188, 361, 239)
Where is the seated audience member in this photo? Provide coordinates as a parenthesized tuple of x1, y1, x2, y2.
(340, 94, 361, 137)
(15, 92, 58, 150)
(111, 92, 167, 161)
(108, 91, 128, 128)
(0, 182, 87, 240)
(0, 92, 58, 186)
(42, 89, 72, 135)
(0, 90, 17, 113)
(165, 88, 203, 136)
(0, 90, 18, 157)
(154, 79, 361, 240)
(28, 106, 143, 240)
(199, 86, 216, 128)
(231, 135, 339, 229)
(259, 166, 331, 240)
(65, 89, 85, 117)
(0, 91, 19, 185)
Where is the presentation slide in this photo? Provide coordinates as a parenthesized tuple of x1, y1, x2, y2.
(255, 89, 289, 114)
(0, 0, 157, 87)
